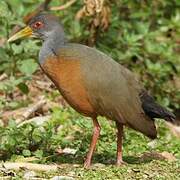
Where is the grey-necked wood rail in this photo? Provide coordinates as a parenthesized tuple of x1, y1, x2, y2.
(8, 13, 175, 168)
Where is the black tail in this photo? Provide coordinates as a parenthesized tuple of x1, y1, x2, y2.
(140, 91, 176, 122)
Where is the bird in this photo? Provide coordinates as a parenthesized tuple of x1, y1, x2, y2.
(8, 12, 175, 168)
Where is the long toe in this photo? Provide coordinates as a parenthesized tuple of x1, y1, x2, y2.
(116, 160, 127, 166)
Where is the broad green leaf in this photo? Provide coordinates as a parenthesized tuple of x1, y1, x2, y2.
(18, 59, 38, 75)
(11, 44, 23, 55)
(34, 149, 43, 158)
(22, 149, 31, 157)
(18, 82, 29, 94)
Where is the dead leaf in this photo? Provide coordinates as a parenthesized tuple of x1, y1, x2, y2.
(161, 151, 176, 162)
(139, 151, 176, 162)
(166, 122, 180, 138)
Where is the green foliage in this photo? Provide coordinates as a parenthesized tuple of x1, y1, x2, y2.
(0, 0, 179, 109)
(18, 59, 38, 76)
(0, 107, 180, 178)
(0, 1, 40, 108)
(2, 107, 179, 161)
(94, 1, 180, 109)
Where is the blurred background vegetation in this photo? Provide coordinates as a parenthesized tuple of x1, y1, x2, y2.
(0, 0, 179, 179)
(0, 0, 179, 111)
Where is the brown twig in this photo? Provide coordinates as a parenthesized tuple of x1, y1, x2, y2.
(50, 0, 77, 11)
(18, 115, 51, 127)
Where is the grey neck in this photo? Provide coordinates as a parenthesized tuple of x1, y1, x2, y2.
(39, 28, 66, 64)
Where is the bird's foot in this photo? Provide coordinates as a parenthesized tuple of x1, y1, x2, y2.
(83, 159, 91, 169)
(116, 160, 127, 166)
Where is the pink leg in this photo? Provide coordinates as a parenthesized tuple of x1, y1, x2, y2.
(116, 122, 125, 165)
(84, 117, 101, 168)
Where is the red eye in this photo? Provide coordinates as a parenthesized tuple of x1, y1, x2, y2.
(33, 21, 43, 29)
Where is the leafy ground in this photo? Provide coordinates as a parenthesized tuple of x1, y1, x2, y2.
(0, 0, 180, 179)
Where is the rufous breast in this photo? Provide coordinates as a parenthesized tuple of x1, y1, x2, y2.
(41, 56, 95, 117)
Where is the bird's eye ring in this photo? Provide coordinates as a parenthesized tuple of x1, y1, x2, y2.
(33, 21, 43, 29)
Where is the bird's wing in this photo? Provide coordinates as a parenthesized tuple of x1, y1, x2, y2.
(58, 43, 157, 138)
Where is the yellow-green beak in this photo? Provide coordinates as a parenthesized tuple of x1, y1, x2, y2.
(8, 26, 33, 42)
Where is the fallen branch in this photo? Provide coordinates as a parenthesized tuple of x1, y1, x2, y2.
(1, 97, 47, 125)
(50, 0, 77, 11)
(18, 115, 51, 127)
(16, 97, 47, 124)
(1, 162, 59, 171)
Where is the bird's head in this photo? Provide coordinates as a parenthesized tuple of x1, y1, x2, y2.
(8, 12, 64, 42)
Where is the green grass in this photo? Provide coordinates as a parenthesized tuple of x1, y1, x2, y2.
(0, 106, 180, 179)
